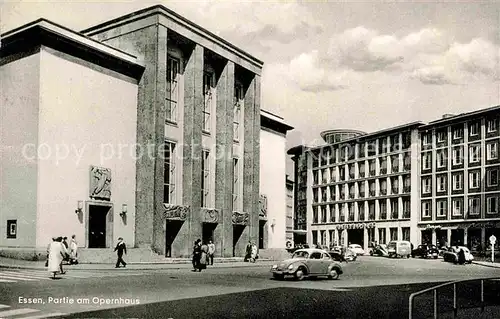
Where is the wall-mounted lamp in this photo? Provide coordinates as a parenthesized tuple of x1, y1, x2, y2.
(120, 204, 127, 217)
(271, 218, 276, 228)
(75, 200, 83, 214)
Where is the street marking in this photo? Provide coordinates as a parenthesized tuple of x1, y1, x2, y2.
(0, 279, 16, 283)
(0, 304, 9, 309)
(0, 271, 52, 280)
(0, 308, 39, 317)
(17, 312, 67, 319)
(0, 275, 38, 281)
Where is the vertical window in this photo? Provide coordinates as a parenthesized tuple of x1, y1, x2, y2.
(487, 168, 499, 187)
(422, 178, 431, 194)
(453, 126, 463, 139)
(468, 197, 480, 215)
(437, 200, 447, 217)
(436, 150, 446, 168)
(469, 145, 480, 163)
(7, 220, 17, 239)
(469, 121, 479, 136)
(437, 175, 447, 192)
(452, 173, 463, 190)
(203, 71, 214, 132)
(487, 196, 498, 214)
(422, 152, 432, 170)
(487, 118, 498, 133)
(233, 84, 243, 141)
(422, 202, 431, 218)
(164, 141, 176, 204)
(487, 142, 498, 160)
(437, 130, 447, 142)
(469, 171, 480, 188)
(390, 228, 398, 241)
(452, 198, 462, 216)
(423, 132, 431, 145)
(166, 56, 180, 123)
(201, 150, 210, 207)
(452, 146, 463, 165)
(232, 158, 239, 210)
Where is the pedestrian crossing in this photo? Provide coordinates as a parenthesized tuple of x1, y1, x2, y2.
(0, 269, 143, 284)
(0, 303, 65, 318)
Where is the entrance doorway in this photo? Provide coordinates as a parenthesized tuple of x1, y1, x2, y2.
(259, 221, 266, 249)
(233, 225, 245, 257)
(165, 220, 183, 257)
(88, 205, 110, 248)
(202, 223, 217, 245)
(451, 229, 464, 246)
(347, 229, 363, 247)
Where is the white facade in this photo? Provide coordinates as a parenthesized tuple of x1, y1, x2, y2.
(0, 21, 143, 252)
(260, 111, 293, 249)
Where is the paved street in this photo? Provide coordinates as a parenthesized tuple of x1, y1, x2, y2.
(0, 256, 499, 318)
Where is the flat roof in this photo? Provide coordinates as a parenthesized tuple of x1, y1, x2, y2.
(80, 5, 263, 69)
(261, 109, 294, 134)
(420, 105, 500, 129)
(1, 19, 145, 80)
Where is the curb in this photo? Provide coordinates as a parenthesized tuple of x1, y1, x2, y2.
(472, 261, 500, 269)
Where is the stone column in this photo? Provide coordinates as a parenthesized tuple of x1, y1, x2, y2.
(214, 60, 235, 257)
(363, 228, 369, 252)
(183, 44, 204, 256)
(432, 229, 437, 246)
(447, 229, 451, 247)
(464, 228, 468, 247)
(481, 228, 486, 248)
(152, 25, 168, 254)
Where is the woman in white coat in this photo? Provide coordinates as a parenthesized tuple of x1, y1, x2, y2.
(48, 237, 65, 279)
(69, 235, 78, 264)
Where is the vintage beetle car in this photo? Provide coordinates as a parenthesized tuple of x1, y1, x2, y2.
(270, 248, 343, 280)
(442, 246, 474, 264)
(412, 244, 439, 259)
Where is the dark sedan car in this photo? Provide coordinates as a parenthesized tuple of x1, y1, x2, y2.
(411, 244, 439, 259)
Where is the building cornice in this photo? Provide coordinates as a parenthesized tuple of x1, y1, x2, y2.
(80, 5, 264, 71)
(420, 105, 500, 129)
(0, 19, 145, 80)
(261, 110, 294, 135)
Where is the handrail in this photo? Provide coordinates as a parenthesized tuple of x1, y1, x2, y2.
(408, 276, 500, 319)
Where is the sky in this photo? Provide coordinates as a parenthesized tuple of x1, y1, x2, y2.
(1, 0, 499, 175)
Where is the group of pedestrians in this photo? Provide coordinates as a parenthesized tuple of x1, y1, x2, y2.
(45, 235, 78, 279)
(244, 241, 258, 263)
(192, 239, 215, 272)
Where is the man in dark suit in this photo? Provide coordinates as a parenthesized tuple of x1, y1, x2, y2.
(114, 237, 127, 268)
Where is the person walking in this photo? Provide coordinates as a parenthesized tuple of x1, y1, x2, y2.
(114, 237, 127, 268)
(250, 241, 258, 263)
(48, 237, 65, 279)
(45, 237, 56, 267)
(457, 247, 466, 265)
(69, 235, 78, 265)
(192, 239, 201, 271)
(62, 237, 70, 264)
(207, 240, 215, 266)
(197, 241, 208, 272)
(244, 241, 252, 262)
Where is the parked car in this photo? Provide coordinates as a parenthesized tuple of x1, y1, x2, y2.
(387, 240, 412, 258)
(328, 249, 357, 262)
(348, 244, 365, 256)
(270, 248, 343, 281)
(442, 246, 474, 264)
(412, 244, 439, 259)
(370, 244, 389, 257)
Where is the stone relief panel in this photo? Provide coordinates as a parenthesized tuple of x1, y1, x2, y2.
(163, 204, 190, 221)
(232, 211, 249, 225)
(89, 166, 112, 200)
(259, 194, 267, 219)
(202, 208, 220, 223)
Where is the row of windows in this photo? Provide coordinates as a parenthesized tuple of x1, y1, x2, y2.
(421, 195, 500, 218)
(311, 133, 412, 167)
(312, 153, 411, 185)
(312, 198, 411, 223)
(421, 167, 500, 194)
(166, 56, 244, 141)
(312, 228, 411, 246)
(421, 140, 499, 170)
(422, 117, 499, 146)
(163, 141, 241, 209)
(313, 176, 411, 203)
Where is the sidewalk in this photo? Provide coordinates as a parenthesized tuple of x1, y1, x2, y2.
(472, 260, 500, 268)
(0, 256, 275, 271)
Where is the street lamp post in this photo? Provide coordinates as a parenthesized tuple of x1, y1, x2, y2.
(489, 235, 496, 263)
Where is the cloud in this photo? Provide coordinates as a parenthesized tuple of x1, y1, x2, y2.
(410, 66, 454, 85)
(287, 51, 350, 92)
(447, 38, 499, 78)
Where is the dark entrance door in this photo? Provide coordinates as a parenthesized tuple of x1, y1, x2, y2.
(233, 225, 245, 257)
(202, 223, 216, 245)
(88, 205, 108, 248)
(165, 220, 183, 257)
(347, 229, 364, 247)
(259, 221, 265, 249)
(451, 229, 464, 246)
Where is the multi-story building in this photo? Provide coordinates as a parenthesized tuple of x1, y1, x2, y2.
(418, 106, 500, 250)
(289, 126, 422, 252)
(286, 176, 295, 244)
(289, 106, 500, 253)
(1, 5, 269, 260)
